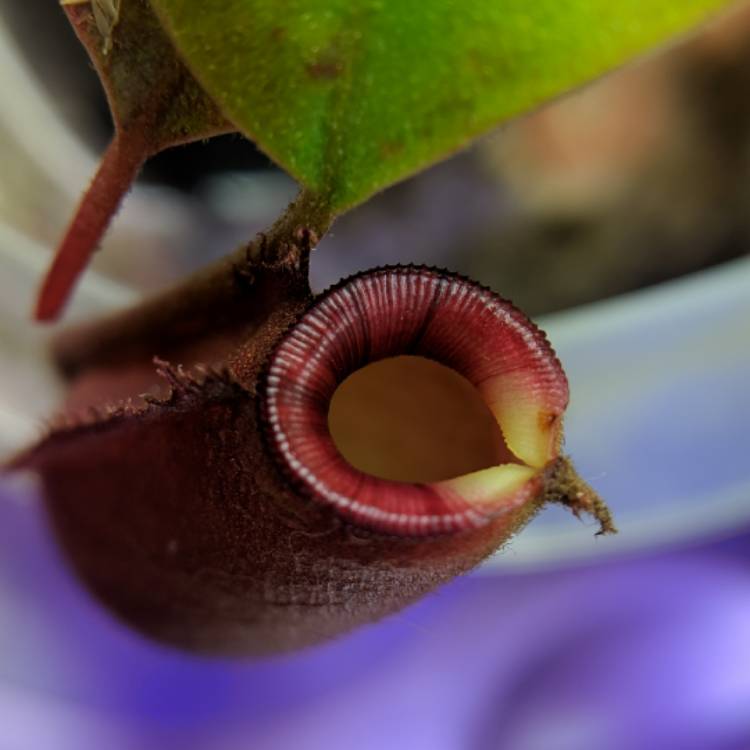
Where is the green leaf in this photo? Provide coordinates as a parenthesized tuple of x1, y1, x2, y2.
(149, 0, 732, 212)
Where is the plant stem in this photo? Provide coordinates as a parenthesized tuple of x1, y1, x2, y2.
(35, 131, 149, 322)
(52, 189, 335, 378)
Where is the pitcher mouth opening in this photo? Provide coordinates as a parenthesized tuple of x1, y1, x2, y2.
(328, 354, 520, 484)
(260, 265, 569, 536)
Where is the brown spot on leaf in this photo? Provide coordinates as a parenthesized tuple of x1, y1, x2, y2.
(306, 58, 344, 80)
(380, 141, 405, 159)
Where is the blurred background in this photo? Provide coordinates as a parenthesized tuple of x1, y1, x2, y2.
(1, 2, 750, 748)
